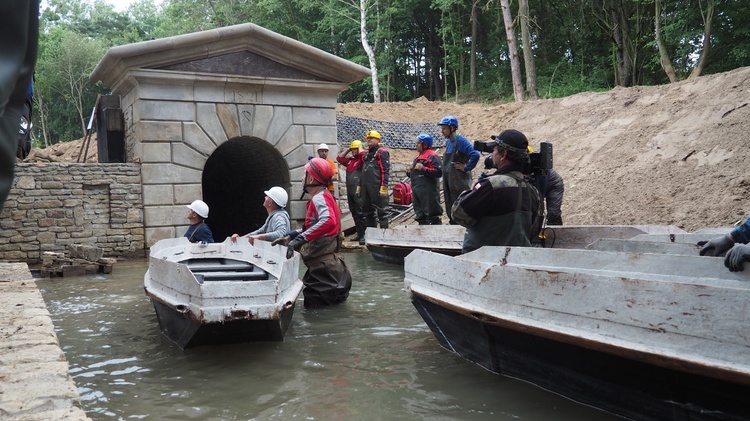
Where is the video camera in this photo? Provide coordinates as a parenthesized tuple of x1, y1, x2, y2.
(474, 140, 553, 173)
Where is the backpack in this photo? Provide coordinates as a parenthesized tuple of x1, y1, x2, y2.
(393, 181, 412, 205)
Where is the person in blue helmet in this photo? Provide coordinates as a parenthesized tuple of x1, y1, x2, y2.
(438, 115, 479, 225)
(407, 133, 443, 225)
(700, 217, 750, 272)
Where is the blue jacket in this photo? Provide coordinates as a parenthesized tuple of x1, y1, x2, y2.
(444, 134, 480, 173)
(185, 222, 214, 243)
(731, 217, 750, 244)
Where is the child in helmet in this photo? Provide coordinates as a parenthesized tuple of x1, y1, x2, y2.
(273, 157, 353, 308)
(184, 200, 214, 243)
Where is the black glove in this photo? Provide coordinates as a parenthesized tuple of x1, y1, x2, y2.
(699, 235, 735, 256)
(289, 236, 308, 250)
(724, 244, 750, 272)
(271, 230, 300, 247)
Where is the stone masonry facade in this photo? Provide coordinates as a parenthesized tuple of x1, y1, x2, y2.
(0, 163, 145, 263)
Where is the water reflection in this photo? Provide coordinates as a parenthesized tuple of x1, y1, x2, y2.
(38, 252, 618, 420)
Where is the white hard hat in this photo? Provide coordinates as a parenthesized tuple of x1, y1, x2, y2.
(264, 187, 288, 208)
(317, 143, 329, 151)
(187, 200, 209, 218)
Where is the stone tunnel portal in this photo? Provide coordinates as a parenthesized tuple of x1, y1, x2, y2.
(202, 137, 290, 242)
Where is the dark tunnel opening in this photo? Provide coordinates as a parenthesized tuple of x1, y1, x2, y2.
(202, 137, 290, 242)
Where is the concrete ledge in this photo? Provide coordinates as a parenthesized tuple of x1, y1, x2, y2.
(0, 263, 89, 420)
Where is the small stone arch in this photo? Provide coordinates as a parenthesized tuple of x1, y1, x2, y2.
(90, 23, 370, 247)
(203, 136, 290, 242)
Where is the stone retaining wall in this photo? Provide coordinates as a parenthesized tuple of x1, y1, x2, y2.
(0, 163, 145, 263)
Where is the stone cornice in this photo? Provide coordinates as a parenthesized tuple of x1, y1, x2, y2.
(90, 23, 370, 92)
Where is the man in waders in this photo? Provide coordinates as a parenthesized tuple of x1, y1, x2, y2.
(272, 157, 353, 308)
(438, 116, 479, 225)
(337, 140, 366, 244)
(407, 133, 443, 225)
(451, 129, 543, 254)
(359, 130, 391, 235)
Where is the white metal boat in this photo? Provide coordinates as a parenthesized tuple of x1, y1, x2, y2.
(366, 224, 687, 264)
(404, 244, 750, 420)
(144, 238, 303, 349)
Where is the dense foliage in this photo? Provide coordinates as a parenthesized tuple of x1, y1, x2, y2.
(31, 0, 750, 146)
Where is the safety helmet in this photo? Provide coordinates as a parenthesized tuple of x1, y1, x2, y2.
(438, 115, 459, 128)
(350, 140, 362, 150)
(365, 130, 381, 140)
(317, 143, 329, 151)
(264, 186, 288, 208)
(187, 200, 209, 219)
(416, 133, 433, 148)
(305, 157, 334, 185)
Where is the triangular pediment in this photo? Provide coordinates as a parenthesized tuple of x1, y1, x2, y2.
(91, 23, 370, 89)
(155, 51, 326, 81)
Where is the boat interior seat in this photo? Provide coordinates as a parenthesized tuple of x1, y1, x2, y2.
(194, 271, 269, 283)
(187, 262, 254, 272)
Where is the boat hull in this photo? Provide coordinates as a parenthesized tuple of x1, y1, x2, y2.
(404, 246, 750, 420)
(149, 295, 296, 349)
(144, 238, 303, 349)
(410, 292, 750, 421)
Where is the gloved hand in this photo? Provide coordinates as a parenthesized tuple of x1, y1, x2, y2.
(379, 185, 388, 199)
(284, 236, 308, 259)
(725, 244, 750, 272)
(270, 230, 299, 247)
(699, 235, 735, 256)
(355, 185, 361, 198)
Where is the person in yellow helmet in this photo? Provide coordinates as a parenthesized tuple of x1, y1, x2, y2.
(337, 140, 366, 243)
(360, 130, 391, 232)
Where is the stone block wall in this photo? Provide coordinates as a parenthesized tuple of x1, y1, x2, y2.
(0, 163, 145, 263)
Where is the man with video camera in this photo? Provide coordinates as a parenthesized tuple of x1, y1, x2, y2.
(451, 129, 544, 253)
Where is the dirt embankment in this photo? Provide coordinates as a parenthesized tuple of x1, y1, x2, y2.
(26, 67, 750, 231)
(337, 68, 750, 231)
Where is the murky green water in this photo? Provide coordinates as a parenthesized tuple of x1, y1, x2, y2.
(38, 252, 618, 420)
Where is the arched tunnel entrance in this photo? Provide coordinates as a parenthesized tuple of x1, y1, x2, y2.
(202, 137, 290, 242)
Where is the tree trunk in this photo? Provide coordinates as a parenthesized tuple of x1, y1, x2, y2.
(360, 0, 381, 102)
(689, 0, 715, 79)
(654, 0, 678, 82)
(35, 90, 49, 148)
(470, 0, 478, 93)
(519, 0, 538, 99)
(500, 0, 524, 102)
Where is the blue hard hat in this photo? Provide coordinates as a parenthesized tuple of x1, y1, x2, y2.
(416, 133, 433, 148)
(438, 115, 458, 128)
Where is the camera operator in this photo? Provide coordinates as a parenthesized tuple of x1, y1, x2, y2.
(451, 129, 543, 253)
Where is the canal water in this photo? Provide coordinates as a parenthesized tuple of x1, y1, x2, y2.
(38, 252, 619, 420)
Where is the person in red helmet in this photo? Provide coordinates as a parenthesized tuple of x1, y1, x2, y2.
(273, 157, 353, 307)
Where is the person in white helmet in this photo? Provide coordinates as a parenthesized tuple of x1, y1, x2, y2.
(316, 143, 338, 193)
(231, 187, 291, 245)
(185, 200, 214, 243)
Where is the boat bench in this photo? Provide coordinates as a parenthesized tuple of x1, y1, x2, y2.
(193, 271, 269, 282)
(187, 262, 254, 272)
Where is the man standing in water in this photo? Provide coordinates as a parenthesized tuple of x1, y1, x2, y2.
(273, 157, 353, 308)
(438, 115, 479, 224)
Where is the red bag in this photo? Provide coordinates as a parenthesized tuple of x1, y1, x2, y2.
(393, 181, 412, 205)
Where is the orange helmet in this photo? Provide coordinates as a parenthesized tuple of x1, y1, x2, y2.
(305, 157, 334, 185)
